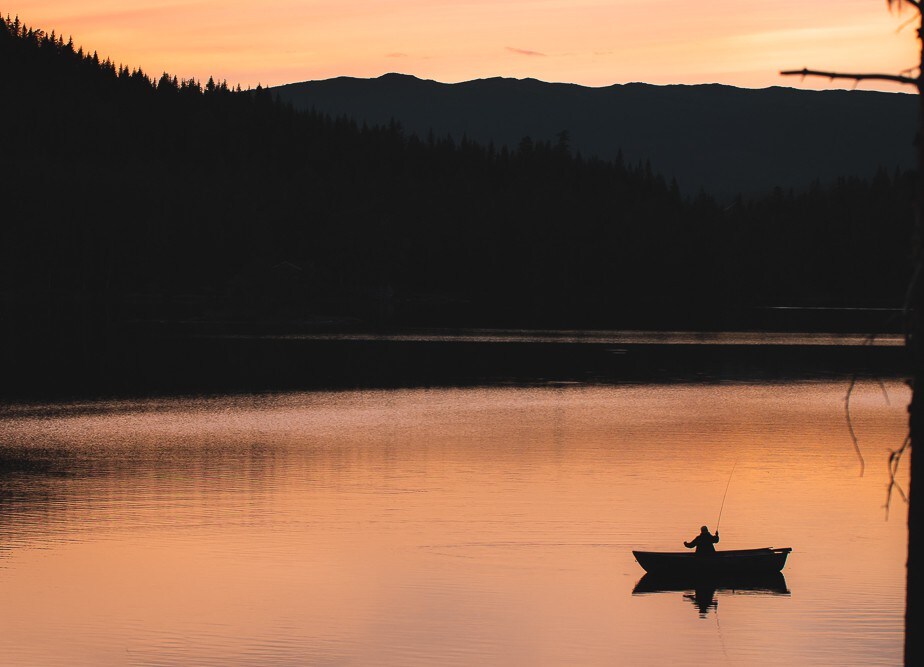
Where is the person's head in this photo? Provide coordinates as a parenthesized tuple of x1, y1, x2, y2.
(700, 525, 709, 533)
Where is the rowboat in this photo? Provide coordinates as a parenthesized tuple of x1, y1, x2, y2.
(632, 547, 792, 576)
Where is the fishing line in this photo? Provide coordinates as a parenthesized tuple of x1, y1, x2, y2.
(715, 602, 731, 665)
(715, 458, 739, 532)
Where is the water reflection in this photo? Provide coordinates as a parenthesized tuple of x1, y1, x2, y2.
(0, 383, 909, 666)
(633, 573, 791, 618)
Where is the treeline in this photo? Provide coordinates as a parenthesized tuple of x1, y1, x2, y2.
(0, 15, 914, 334)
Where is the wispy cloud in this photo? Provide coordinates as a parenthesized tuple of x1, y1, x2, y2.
(385, 52, 408, 58)
(506, 46, 546, 57)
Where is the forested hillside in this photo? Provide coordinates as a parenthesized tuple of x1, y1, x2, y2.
(0, 14, 913, 337)
(274, 73, 917, 197)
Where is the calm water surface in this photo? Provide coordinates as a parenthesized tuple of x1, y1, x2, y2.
(0, 382, 909, 666)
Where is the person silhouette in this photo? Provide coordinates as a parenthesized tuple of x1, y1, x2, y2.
(684, 525, 719, 555)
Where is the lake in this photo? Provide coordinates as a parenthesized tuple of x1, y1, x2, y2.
(0, 381, 909, 665)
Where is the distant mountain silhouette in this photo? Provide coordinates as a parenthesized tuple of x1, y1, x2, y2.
(273, 74, 916, 196)
(0, 15, 916, 397)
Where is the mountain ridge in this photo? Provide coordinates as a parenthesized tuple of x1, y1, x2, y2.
(273, 73, 917, 196)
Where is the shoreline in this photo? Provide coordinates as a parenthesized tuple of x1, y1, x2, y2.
(0, 328, 908, 403)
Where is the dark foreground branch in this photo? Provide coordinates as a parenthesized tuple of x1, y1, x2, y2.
(844, 374, 868, 476)
(886, 435, 911, 520)
(892, 0, 922, 11)
(780, 68, 918, 87)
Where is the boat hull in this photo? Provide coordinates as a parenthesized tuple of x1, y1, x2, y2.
(632, 547, 792, 576)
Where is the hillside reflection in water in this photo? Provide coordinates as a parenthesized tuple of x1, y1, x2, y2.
(0, 383, 909, 666)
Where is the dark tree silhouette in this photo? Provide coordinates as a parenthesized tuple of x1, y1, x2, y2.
(0, 14, 914, 396)
(782, 2, 922, 663)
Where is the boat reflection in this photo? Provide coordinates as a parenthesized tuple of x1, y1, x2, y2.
(633, 572, 790, 618)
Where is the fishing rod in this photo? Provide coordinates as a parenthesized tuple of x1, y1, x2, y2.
(715, 458, 739, 533)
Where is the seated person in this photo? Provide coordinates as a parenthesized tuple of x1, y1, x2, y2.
(684, 525, 719, 555)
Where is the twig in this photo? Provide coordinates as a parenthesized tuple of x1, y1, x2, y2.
(891, 0, 922, 12)
(780, 69, 918, 87)
(876, 378, 892, 406)
(843, 333, 885, 477)
(897, 14, 919, 34)
(844, 374, 867, 476)
(885, 434, 911, 519)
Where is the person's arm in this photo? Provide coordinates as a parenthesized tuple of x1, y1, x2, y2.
(684, 537, 696, 549)
(713, 531, 720, 544)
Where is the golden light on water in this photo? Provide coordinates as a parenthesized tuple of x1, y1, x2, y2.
(0, 383, 909, 664)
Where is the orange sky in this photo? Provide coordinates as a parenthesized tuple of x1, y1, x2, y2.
(9, 1, 921, 91)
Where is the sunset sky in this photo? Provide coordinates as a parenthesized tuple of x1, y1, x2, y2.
(11, 1, 921, 91)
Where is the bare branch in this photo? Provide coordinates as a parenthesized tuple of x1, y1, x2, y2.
(780, 68, 918, 87)
(897, 14, 918, 33)
(888, 0, 922, 12)
(885, 434, 911, 520)
(845, 374, 867, 476)
(877, 378, 892, 406)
